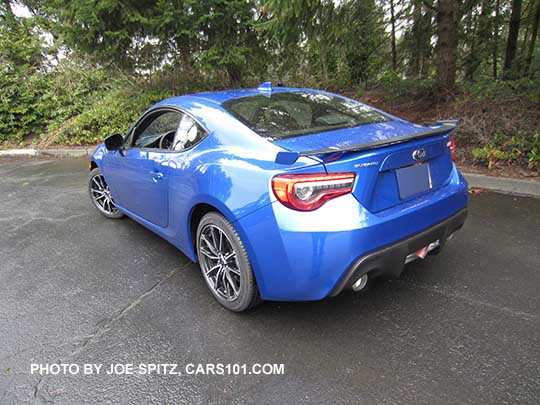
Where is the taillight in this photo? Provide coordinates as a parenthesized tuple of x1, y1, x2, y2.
(272, 172, 355, 211)
(449, 137, 456, 162)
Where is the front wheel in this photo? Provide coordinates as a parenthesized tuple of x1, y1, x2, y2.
(196, 212, 260, 312)
(88, 167, 124, 219)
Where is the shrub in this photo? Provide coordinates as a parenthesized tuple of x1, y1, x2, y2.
(0, 65, 51, 143)
(377, 73, 436, 100)
(0, 59, 117, 144)
(464, 78, 540, 104)
(472, 130, 540, 170)
(55, 86, 172, 145)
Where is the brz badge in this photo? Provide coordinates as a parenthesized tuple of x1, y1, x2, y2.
(354, 161, 379, 168)
(412, 148, 426, 161)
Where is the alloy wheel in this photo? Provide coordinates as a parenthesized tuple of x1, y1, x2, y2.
(90, 174, 119, 215)
(198, 224, 242, 301)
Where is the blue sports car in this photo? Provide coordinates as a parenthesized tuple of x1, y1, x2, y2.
(88, 82, 468, 311)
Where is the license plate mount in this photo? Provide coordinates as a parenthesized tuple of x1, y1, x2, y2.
(396, 163, 432, 199)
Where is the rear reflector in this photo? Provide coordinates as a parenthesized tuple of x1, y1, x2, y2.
(272, 172, 355, 211)
(449, 137, 456, 162)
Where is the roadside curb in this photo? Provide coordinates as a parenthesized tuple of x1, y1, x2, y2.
(0, 148, 93, 158)
(463, 172, 540, 199)
(1, 149, 539, 198)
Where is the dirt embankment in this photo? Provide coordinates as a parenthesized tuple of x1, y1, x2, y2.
(361, 91, 540, 179)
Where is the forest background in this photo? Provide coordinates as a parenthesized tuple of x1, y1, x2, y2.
(1, 0, 539, 173)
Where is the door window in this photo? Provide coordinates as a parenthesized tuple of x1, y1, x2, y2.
(133, 111, 183, 149)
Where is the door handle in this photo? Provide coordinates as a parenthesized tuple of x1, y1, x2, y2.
(151, 171, 164, 182)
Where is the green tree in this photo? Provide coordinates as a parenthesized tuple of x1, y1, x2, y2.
(28, 0, 153, 71)
(0, 1, 51, 142)
(402, 0, 435, 79)
(197, 0, 264, 84)
(263, 0, 383, 86)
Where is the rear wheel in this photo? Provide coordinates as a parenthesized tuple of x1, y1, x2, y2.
(88, 167, 124, 219)
(196, 212, 260, 312)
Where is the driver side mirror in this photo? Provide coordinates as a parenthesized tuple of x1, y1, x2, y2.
(104, 133, 125, 155)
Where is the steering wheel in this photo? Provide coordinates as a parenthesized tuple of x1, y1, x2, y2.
(158, 130, 176, 150)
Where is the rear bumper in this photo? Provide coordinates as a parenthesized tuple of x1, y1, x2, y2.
(328, 208, 467, 297)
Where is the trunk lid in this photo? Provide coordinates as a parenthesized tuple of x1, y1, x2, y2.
(273, 120, 455, 213)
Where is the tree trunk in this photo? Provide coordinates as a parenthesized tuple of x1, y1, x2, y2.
(493, 0, 500, 79)
(503, 0, 523, 78)
(518, 3, 531, 73)
(390, 0, 397, 71)
(227, 65, 242, 85)
(435, 0, 457, 93)
(525, 0, 540, 75)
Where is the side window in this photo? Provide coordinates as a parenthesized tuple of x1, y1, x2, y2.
(172, 115, 207, 151)
(133, 111, 183, 149)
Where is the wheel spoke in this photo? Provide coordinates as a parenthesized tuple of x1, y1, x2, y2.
(225, 270, 238, 296)
(206, 264, 221, 276)
(92, 177, 102, 190)
(221, 268, 230, 297)
(226, 265, 241, 276)
(210, 227, 218, 249)
(215, 266, 225, 289)
(200, 247, 219, 260)
(98, 175, 106, 189)
(218, 229, 223, 251)
(201, 234, 219, 256)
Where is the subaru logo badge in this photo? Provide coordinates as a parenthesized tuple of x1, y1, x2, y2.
(412, 148, 426, 161)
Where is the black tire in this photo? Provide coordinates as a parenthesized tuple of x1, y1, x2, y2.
(88, 167, 124, 219)
(196, 212, 260, 312)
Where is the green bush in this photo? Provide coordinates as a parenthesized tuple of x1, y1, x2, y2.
(55, 86, 172, 145)
(463, 78, 540, 104)
(0, 54, 173, 146)
(0, 59, 117, 144)
(472, 130, 540, 169)
(377, 73, 436, 100)
(0, 65, 50, 143)
(43, 60, 115, 130)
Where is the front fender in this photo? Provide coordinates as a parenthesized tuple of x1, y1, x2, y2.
(90, 144, 106, 169)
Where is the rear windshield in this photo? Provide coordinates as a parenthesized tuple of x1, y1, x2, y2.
(222, 91, 389, 139)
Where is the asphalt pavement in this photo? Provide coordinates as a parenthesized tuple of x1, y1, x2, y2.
(0, 157, 539, 404)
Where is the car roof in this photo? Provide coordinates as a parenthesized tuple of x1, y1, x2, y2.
(186, 86, 302, 104)
(155, 84, 323, 108)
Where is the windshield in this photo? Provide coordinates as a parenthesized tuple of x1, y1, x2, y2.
(222, 91, 390, 139)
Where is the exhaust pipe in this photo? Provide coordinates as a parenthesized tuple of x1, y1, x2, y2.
(352, 274, 368, 292)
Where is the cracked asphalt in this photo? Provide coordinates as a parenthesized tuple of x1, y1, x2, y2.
(1, 157, 539, 404)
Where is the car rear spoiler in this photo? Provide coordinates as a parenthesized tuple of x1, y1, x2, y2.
(275, 120, 459, 165)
